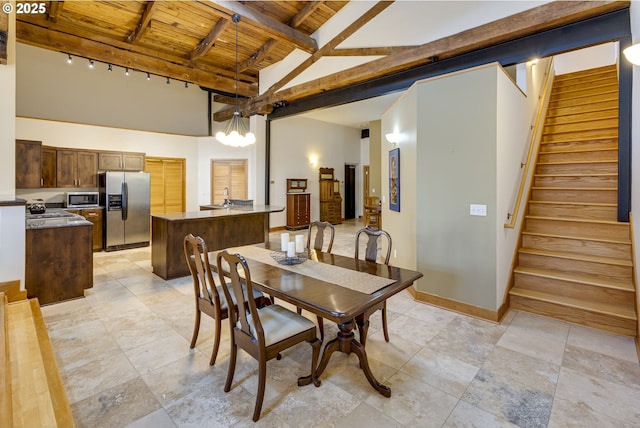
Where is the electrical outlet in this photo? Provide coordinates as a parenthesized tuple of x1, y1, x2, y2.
(470, 204, 487, 216)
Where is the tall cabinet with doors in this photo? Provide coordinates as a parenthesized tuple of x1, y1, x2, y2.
(319, 168, 342, 224)
(286, 178, 310, 230)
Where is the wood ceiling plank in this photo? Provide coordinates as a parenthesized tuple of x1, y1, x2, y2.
(47, 1, 64, 23)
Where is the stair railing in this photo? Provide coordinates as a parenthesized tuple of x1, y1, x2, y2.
(504, 58, 555, 229)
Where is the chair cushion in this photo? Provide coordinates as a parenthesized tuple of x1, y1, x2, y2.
(243, 305, 316, 346)
(210, 283, 263, 311)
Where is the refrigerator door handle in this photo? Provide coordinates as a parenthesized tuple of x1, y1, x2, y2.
(122, 181, 128, 221)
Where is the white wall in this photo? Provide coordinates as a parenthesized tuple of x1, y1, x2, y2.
(16, 43, 210, 136)
(0, 12, 25, 290)
(554, 42, 618, 75)
(269, 115, 362, 227)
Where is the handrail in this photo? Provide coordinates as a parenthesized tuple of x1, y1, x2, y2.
(504, 58, 555, 228)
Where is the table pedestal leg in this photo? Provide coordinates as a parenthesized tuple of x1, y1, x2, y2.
(315, 319, 391, 397)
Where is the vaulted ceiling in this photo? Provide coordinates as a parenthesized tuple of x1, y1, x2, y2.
(14, 1, 629, 122)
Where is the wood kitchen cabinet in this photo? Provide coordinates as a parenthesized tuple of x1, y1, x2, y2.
(41, 146, 57, 188)
(66, 208, 104, 251)
(15, 139, 42, 188)
(57, 149, 98, 188)
(98, 151, 145, 171)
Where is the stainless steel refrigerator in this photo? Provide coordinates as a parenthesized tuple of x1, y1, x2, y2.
(99, 171, 151, 251)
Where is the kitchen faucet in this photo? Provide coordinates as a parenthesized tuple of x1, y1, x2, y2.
(223, 187, 230, 207)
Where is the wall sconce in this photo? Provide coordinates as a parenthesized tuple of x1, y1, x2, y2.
(623, 43, 640, 66)
(309, 155, 318, 166)
(527, 58, 539, 66)
(385, 132, 400, 145)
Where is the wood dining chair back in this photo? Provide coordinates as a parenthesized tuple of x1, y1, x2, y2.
(183, 234, 268, 366)
(306, 221, 335, 253)
(217, 250, 321, 422)
(354, 227, 393, 345)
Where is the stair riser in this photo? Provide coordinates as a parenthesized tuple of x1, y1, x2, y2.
(538, 150, 617, 163)
(545, 110, 618, 126)
(547, 100, 619, 118)
(524, 218, 629, 241)
(534, 175, 617, 188)
(540, 139, 618, 153)
(527, 203, 617, 221)
(510, 295, 636, 337)
(543, 119, 618, 135)
(530, 188, 617, 204)
(518, 252, 632, 283)
(513, 272, 635, 308)
(547, 92, 618, 110)
(536, 162, 617, 175)
(541, 128, 618, 143)
(550, 83, 619, 100)
(552, 77, 618, 93)
(522, 234, 631, 260)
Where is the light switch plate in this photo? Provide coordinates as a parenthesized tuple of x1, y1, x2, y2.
(470, 204, 487, 216)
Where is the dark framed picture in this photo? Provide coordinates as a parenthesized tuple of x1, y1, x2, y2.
(389, 147, 400, 212)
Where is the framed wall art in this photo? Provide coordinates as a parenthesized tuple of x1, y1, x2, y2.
(389, 147, 400, 212)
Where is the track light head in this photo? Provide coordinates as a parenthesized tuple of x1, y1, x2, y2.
(125, 67, 129, 76)
(146, 72, 151, 80)
(88, 59, 94, 69)
(67, 54, 72, 64)
(108, 64, 112, 72)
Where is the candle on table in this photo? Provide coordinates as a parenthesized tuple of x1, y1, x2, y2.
(281, 233, 289, 251)
(287, 241, 296, 258)
(295, 234, 304, 253)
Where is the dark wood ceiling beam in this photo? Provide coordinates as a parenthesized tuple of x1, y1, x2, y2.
(17, 21, 258, 96)
(190, 17, 229, 61)
(206, 1, 318, 53)
(213, 94, 236, 105)
(288, 2, 324, 28)
(127, 1, 159, 44)
(238, 38, 277, 72)
(327, 47, 417, 56)
(213, 0, 628, 121)
(47, 1, 64, 23)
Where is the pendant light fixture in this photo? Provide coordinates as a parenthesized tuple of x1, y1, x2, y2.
(216, 13, 256, 147)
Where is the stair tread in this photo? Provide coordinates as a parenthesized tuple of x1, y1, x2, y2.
(528, 200, 616, 207)
(531, 186, 616, 190)
(518, 247, 632, 267)
(534, 173, 617, 177)
(525, 215, 627, 226)
(537, 160, 617, 165)
(513, 266, 635, 291)
(521, 230, 630, 245)
(538, 147, 618, 154)
(509, 287, 637, 320)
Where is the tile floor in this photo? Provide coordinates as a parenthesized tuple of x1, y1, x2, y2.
(41, 219, 640, 427)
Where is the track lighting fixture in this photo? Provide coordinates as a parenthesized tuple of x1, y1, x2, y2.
(88, 59, 94, 69)
(67, 54, 72, 64)
(125, 67, 129, 76)
(166, 77, 170, 84)
(146, 72, 151, 80)
(184, 82, 188, 88)
(108, 64, 112, 72)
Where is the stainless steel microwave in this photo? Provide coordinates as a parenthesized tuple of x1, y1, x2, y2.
(65, 192, 100, 208)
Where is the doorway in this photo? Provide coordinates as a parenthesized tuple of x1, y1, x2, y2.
(344, 164, 356, 219)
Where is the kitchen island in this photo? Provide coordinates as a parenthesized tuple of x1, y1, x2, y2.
(151, 205, 284, 279)
(25, 209, 94, 305)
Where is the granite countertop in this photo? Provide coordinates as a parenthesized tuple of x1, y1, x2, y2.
(25, 208, 93, 230)
(155, 205, 285, 221)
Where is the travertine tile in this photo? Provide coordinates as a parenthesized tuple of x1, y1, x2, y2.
(123, 332, 192, 375)
(567, 325, 639, 364)
(443, 400, 519, 428)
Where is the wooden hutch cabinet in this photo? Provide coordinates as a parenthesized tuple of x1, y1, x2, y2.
(286, 178, 310, 230)
(319, 168, 342, 224)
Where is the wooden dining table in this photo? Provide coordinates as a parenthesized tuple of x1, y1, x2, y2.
(211, 242, 423, 397)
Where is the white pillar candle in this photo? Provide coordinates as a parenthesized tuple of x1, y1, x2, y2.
(281, 233, 289, 251)
(295, 234, 304, 253)
(287, 241, 296, 258)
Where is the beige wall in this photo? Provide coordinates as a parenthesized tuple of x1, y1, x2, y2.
(368, 120, 382, 199)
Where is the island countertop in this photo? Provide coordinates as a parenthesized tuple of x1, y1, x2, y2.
(153, 205, 284, 221)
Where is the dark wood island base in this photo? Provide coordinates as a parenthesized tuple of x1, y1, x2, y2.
(151, 206, 284, 280)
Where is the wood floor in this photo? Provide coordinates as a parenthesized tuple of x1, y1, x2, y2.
(509, 65, 637, 337)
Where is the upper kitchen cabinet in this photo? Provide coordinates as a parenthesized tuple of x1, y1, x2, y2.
(98, 151, 145, 171)
(56, 149, 98, 188)
(15, 139, 42, 188)
(41, 146, 57, 188)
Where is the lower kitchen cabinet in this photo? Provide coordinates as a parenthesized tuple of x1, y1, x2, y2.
(25, 224, 93, 305)
(66, 208, 104, 251)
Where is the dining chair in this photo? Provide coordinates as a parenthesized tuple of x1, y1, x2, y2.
(217, 250, 321, 422)
(183, 234, 269, 366)
(306, 220, 335, 252)
(354, 226, 392, 346)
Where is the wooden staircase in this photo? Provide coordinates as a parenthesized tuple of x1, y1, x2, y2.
(510, 65, 637, 337)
